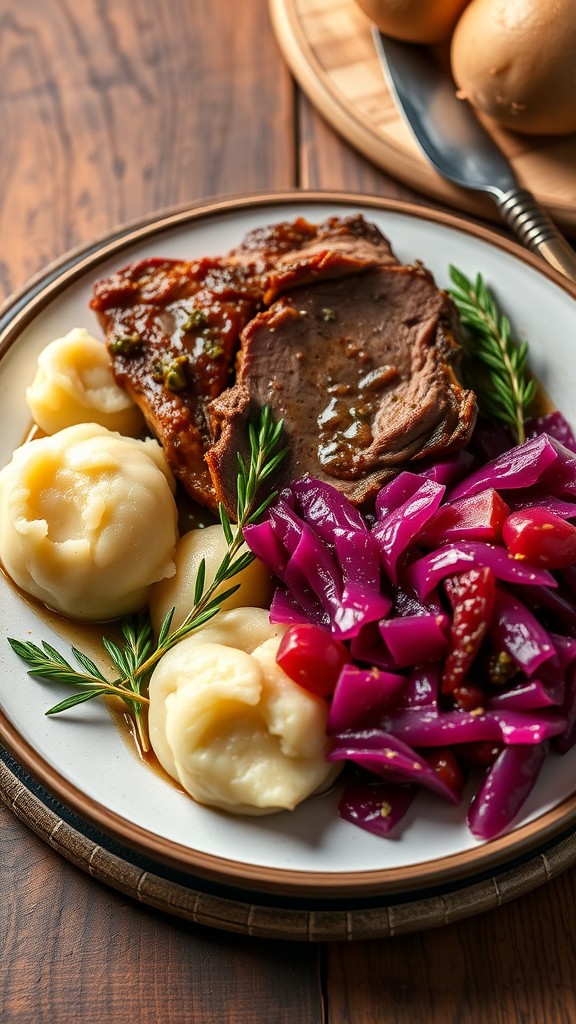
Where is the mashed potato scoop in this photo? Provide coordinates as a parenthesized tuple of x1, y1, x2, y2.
(0, 423, 178, 620)
(148, 616, 338, 816)
(149, 523, 273, 633)
(26, 328, 145, 436)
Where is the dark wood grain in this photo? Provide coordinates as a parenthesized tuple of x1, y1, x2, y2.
(0, 805, 323, 1024)
(298, 91, 416, 200)
(0, 0, 294, 298)
(2, 1, 576, 1022)
(325, 869, 576, 1024)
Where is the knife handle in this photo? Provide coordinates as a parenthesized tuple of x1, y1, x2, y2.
(495, 188, 576, 284)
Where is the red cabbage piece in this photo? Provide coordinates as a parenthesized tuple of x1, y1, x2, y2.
(519, 583, 576, 632)
(416, 449, 475, 487)
(467, 743, 548, 839)
(350, 622, 398, 670)
(448, 434, 570, 501)
(372, 478, 445, 582)
(506, 490, 576, 519)
(488, 587, 556, 676)
(550, 633, 576, 673)
(405, 542, 556, 600)
(269, 588, 316, 626)
(332, 581, 392, 640)
(379, 707, 566, 746)
(328, 730, 461, 803)
(267, 497, 302, 553)
(243, 519, 288, 578)
(327, 664, 406, 733)
(282, 550, 339, 617)
(379, 613, 449, 667)
(538, 460, 576, 502)
(487, 677, 564, 711)
(334, 529, 380, 590)
(495, 710, 566, 744)
(245, 484, 393, 640)
(338, 777, 417, 836)
(269, 502, 343, 619)
(375, 472, 426, 520)
(526, 411, 576, 454)
(396, 664, 440, 710)
(330, 529, 392, 639)
(289, 478, 367, 540)
(380, 708, 500, 746)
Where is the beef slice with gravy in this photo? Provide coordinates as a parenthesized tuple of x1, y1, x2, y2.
(206, 262, 477, 514)
(90, 215, 475, 517)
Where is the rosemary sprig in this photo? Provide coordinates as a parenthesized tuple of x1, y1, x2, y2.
(8, 406, 286, 751)
(449, 266, 536, 444)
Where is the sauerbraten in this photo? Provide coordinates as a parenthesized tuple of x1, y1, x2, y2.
(90, 214, 477, 514)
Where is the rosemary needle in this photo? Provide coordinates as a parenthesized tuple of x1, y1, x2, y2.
(8, 406, 286, 752)
(449, 266, 536, 444)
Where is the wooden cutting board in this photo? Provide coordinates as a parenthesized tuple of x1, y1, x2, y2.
(269, 0, 576, 234)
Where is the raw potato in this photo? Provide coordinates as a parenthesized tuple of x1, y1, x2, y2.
(148, 634, 337, 815)
(0, 423, 178, 621)
(353, 0, 470, 43)
(149, 523, 273, 633)
(26, 328, 145, 436)
(148, 607, 288, 778)
(450, 0, 576, 135)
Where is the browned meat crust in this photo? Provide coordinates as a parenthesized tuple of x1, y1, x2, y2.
(90, 256, 261, 508)
(229, 213, 399, 302)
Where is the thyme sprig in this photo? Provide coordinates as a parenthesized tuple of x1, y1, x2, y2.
(449, 266, 536, 444)
(8, 406, 286, 751)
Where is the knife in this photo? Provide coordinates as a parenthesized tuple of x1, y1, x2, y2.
(372, 28, 576, 283)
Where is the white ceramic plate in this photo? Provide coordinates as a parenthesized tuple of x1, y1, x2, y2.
(2, 192, 576, 900)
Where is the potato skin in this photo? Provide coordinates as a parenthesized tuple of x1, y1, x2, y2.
(450, 0, 576, 135)
(353, 0, 471, 44)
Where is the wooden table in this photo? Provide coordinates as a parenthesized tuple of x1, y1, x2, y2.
(2, 3, 576, 1021)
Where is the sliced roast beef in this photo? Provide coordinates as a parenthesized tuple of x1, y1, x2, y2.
(206, 263, 477, 514)
(90, 214, 400, 509)
(90, 214, 475, 517)
(90, 256, 262, 509)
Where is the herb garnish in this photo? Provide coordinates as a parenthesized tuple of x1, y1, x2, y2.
(109, 333, 142, 356)
(8, 406, 286, 752)
(449, 266, 536, 444)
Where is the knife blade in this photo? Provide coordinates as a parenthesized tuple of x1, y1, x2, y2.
(372, 28, 576, 283)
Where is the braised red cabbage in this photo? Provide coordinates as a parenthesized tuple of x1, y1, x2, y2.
(242, 429, 576, 841)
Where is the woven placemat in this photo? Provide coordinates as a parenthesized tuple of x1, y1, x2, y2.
(3, 750, 576, 941)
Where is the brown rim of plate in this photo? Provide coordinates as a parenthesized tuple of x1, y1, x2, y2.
(1, 189, 576, 901)
(3, 751, 576, 940)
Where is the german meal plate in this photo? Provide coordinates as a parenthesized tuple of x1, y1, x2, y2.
(2, 191, 576, 904)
